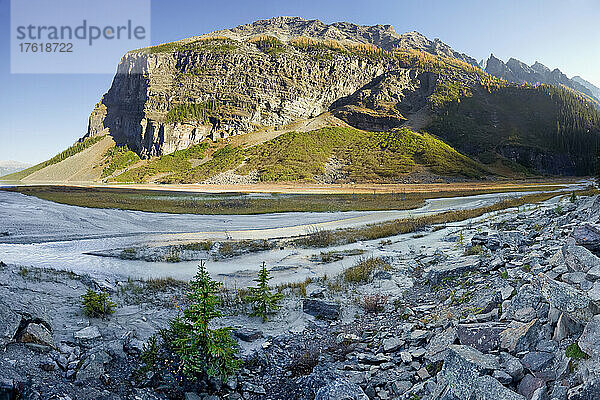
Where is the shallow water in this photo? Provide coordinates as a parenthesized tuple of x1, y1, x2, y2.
(0, 184, 585, 283)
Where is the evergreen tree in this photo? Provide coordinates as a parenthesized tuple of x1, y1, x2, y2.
(169, 260, 240, 381)
(245, 262, 284, 322)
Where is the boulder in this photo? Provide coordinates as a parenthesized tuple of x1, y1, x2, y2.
(500, 353, 524, 381)
(521, 351, 554, 372)
(0, 301, 21, 349)
(587, 281, 600, 301)
(75, 350, 111, 385)
(568, 377, 600, 400)
(302, 299, 340, 320)
(470, 290, 502, 315)
(563, 242, 600, 273)
(572, 224, 600, 252)
(537, 274, 599, 324)
(74, 326, 101, 342)
(504, 284, 546, 322)
(578, 315, 600, 358)
(315, 379, 369, 400)
(382, 337, 403, 353)
(553, 313, 583, 342)
(434, 345, 500, 399)
(469, 375, 526, 400)
(18, 322, 54, 348)
(457, 323, 506, 353)
(234, 328, 263, 342)
(500, 319, 546, 353)
(426, 327, 457, 361)
(424, 260, 479, 285)
(517, 374, 546, 399)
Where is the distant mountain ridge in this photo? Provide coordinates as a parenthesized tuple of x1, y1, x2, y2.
(481, 54, 600, 104)
(0, 160, 30, 177)
(573, 76, 600, 100)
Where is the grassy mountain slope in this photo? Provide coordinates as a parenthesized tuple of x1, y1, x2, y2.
(1, 135, 107, 181)
(108, 127, 486, 184)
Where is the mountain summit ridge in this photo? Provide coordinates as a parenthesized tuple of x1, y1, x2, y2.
(205, 16, 479, 65)
(482, 54, 599, 103)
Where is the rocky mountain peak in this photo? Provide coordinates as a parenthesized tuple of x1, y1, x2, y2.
(208, 16, 477, 65)
(483, 54, 599, 103)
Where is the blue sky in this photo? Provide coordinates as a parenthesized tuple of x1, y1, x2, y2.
(1, 0, 599, 164)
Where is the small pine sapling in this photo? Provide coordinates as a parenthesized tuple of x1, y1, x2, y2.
(245, 262, 284, 322)
(169, 260, 240, 381)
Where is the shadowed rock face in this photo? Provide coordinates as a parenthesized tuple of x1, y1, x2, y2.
(85, 17, 476, 159)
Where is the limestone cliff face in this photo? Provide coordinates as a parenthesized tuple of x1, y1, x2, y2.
(86, 17, 474, 158)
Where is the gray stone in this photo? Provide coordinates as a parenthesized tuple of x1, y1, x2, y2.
(572, 224, 600, 252)
(234, 328, 263, 342)
(357, 353, 389, 364)
(75, 351, 111, 385)
(424, 260, 479, 285)
(410, 329, 429, 341)
(567, 377, 600, 400)
(302, 299, 340, 320)
(184, 393, 202, 400)
(471, 290, 502, 314)
(492, 370, 513, 385)
(382, 337, 403, 353)
(435, 345, 500, 399)
(504, 284, 545, 322)
(501, 352, 524, 381)
(563, 242, 600, 273)
(553, 313, 583, 342)
(562, 272, 587, 285)
(457, 323, 506, 352)
(74, 326, 101, 341)
(0, 301, 21, 349)
(315, 379, 369, 400)
(537, 274, 598, 324)
(469, 375, 526, 400)
(500, 319, 546, 353)
(586, 266, 600, 281)
(517, 374, 546, 399)
(426, 327, 457, 361)
(578, 315, 600, 357)
(521, 352, 554, 372)
(587, 281, 600, 301)
(530, 386, 548, 400)
(399, 351, 412, 363)
(18, 322, 54, 348)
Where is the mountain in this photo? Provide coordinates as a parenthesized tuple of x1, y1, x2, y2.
(0, 160, 30, 177)
(8, 17, 600, 184)
(482, 54, 600, 104)
(209, 16, 479, 65)
(573, 76, 600, 100)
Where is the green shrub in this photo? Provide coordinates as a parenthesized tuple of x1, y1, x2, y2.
(167, 262, 240, 381)
(82, 289, 116, 318)
(101, 146, 140, 178)
(245, 262, 284, 322)
(250, 35, 285, 55)
(464, 245, 484, 256)
(166, 100, 219, 124)
(570, 192, 577, 203)
(566, 342, 588, 360)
